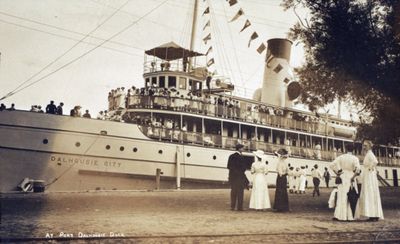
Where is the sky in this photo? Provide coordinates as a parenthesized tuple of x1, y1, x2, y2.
(0, 0, 324, 116)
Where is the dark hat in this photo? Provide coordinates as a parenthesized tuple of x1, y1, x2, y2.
(274, 148, 289, 158)
(235, 142, 244, 150)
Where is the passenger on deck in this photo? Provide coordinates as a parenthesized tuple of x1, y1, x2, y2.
(70, 106, 81, 117)
(6, 103, 16, 111)
(96, 111, 105, 120)
(56, 102, 64, 115)
(83, 110, 91, 118)
(0, 103, 6, 111)
(206, 75, 212, 90)
(108, 91, 113, 111)
(103, 110, 109, 120)
(314, 143, 322, 160)
(183, 57, 188, 72)
(37, 105, 44, 113)
(119, 87, 126, 109)
(46, 100, 57, 114)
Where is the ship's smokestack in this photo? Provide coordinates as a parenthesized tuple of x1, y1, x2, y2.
(257, 38, 299, 108)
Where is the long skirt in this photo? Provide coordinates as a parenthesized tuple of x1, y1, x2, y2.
(249, 173, 271, 210)
(274, 175, 289, 212)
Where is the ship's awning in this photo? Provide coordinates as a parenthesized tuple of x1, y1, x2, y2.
(145, 41, 204, 61)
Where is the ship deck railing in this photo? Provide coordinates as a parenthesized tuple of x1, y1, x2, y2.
(143, 60, 207, 78)
(138, 125, 400, 167)
(122, 95, 353, 139)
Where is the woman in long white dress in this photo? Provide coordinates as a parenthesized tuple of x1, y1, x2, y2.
(329, 144, 360, 221)
(355, 140, 384, 221)
(249, 150, 271, 210)
(298, 166, 307, 194)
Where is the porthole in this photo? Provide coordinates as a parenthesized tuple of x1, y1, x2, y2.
(158, 150, 163, 154)
(106, 145, 111, 150)
(133, 147, 138, 152)
(120, 146, 124, 151)
(75, 142, 81, 147)
(213, 155, 217, 160)
(187, 153, 191, 157)
(43, 139, 48, 144)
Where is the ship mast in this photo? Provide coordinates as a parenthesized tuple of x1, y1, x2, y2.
(188, 0, 198, 68)
(189, 0, 198, 52)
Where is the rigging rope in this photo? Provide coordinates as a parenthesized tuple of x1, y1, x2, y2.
(179, 1, 193, 49)
(44, 132, 103, 188)
(1, 0, 130, 101)
(207, 0, 235, 81)
(0, 19, 141, 56)
(221, 0, 244, 86)
(0, 10, 143, 52)
(0, 0, 170, 101)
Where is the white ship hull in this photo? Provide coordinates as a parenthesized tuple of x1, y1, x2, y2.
(0, 111, 398, 192)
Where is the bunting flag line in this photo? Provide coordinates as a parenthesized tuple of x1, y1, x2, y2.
(203, 33, 211, 45)
(205, 46, 213, 56)
(256, 43, 266, 54)
(248, 32, 258, 47)
(240, 19, 251, 32)
(203, 20, 210, 30)
(229, 0, 238, 6)
(202, 7, 210, 15)
(230, 8, 244, 22)
(207, 58, 215, 67)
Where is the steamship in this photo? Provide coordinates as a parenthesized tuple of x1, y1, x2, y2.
(1, 3, 399, 193)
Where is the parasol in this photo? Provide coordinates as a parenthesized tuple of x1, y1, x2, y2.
(347, 183, 359, 218)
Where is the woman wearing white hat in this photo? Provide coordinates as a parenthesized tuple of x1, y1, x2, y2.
(249, 150, 271, 210)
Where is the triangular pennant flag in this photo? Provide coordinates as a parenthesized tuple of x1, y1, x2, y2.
(256, 43, 266, 54)
(230, 8, 244, 22)
(240, 19, 251, 32)
(207, 58, 215, 67)
(248, 32, 258, 47)
(203, 33, 211, 45)
(205, 46, 213, 56)
(229, 0, 238, 6)
(203, 20, 210, 31)
(202, 7, 210, 15)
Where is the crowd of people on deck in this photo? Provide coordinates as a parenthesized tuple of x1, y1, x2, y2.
(107, 86, 336, 136)
(227, 141, 384, 222)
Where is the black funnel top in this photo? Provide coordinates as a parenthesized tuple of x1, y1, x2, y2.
(266, 39, 292, 62)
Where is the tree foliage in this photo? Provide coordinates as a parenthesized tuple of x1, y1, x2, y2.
(282, 0, 400, 144)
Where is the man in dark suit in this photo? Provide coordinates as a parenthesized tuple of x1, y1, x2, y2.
(227, 142, 248, 211)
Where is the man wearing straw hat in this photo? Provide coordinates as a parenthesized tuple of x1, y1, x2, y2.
(227, 142, 248, 211)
